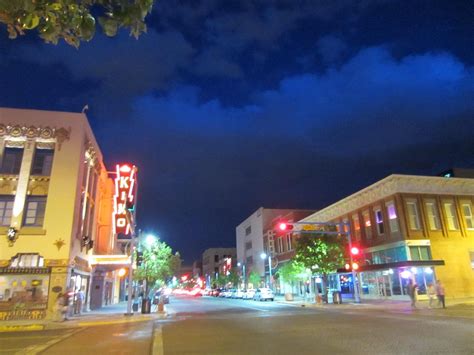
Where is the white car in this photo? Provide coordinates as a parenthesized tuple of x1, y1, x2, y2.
(243, 289, 255, 300)
(234, 289, 245, 299)
(253, 288, 274, 301)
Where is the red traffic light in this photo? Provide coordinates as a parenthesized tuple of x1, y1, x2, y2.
(277, 222, 294, 231)
(350, 247, 360, 255)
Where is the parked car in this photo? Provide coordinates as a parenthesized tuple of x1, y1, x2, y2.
(243, 289, 255, 300)
(211, 288, 222, 297)
(219, 289, 228, 297)
(253, 288, 274, 301)
(226, 289, 236, 298)
(234, 289, 245, 299)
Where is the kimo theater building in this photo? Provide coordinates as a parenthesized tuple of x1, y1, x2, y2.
(0, 108, 124, 321)
(301, 174, 474, 300)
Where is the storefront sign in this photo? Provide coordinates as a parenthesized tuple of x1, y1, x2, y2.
(0, 310, 46, 321)
(113, 164, 137, 240)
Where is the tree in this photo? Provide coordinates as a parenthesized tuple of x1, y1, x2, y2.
(294, 231, 346, 295)
(226, 269, 240, 288)
(248, 271, 261, 288)
(0, 0, 154, 48)
(277, 260, 307, 283)
(134, 239, 181, 298)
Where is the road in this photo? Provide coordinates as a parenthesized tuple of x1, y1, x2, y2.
(1, 296, 473, 354)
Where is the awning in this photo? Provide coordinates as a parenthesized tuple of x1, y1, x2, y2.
(337, 259, 445, 273)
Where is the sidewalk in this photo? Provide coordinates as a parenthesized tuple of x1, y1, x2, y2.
(275, 294, 474, 312)
(0, 302, 167, 333)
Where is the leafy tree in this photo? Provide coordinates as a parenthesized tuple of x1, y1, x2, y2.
(226, 269, 240, 288)
(248, 270, 261, 288)
(277, 259, 307, 284)
(294, 231, 346, 294)
(212, 273, 227, 288)
(0, 0, 154, 47)
(134, 239, 181, 298)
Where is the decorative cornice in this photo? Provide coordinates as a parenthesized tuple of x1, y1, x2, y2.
(0, 124, 71, 146)
(303, 174, 474, 222)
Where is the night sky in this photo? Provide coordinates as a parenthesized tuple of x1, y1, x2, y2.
(1, 0, 473, 263)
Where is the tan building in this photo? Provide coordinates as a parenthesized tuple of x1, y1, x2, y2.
(0, 108, 122, 322)
(301, 174, 474, 300)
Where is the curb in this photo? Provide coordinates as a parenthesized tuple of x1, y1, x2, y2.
(0, 312, 168, 333)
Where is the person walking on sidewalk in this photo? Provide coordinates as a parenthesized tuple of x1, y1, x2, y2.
(436, 280, 446, 309)
(75, 287, 85, 315)
(427, 283, 436, 308)
(407, 279, 417, 308)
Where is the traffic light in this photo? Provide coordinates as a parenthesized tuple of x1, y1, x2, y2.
(136, 251, 143, 267)
(276, 222, 294, 232)
(344, 262, 359, 271)
(350, 246, 360, 255)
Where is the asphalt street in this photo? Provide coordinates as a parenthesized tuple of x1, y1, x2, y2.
(0, 296, 472, 354)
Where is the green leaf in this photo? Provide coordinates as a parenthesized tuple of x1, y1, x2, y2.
(22, 13, 40, 29)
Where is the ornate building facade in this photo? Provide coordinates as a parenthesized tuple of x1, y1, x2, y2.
(0, 108, 119, 322)
(301, 174, 474, 300)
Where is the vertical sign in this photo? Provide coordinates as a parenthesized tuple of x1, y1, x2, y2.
(113, 164, 136, 240)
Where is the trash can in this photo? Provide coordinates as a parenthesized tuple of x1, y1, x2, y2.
(333, 291, 342, 304)
(132, 302, 139, 312)
(141, 298, 151, 314)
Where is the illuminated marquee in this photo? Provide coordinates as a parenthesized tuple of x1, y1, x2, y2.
(113, 164, 137, 239)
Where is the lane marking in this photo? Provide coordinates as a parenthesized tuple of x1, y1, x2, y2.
(152, 324, 163, 355)
(14, 327, 84, 355)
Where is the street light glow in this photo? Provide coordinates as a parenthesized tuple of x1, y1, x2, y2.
(237, 262, 241, 267)
(260, 252, 267, 259)
(146, 234, 157, 247)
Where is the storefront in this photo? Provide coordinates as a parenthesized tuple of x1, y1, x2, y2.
(0, 254, 51, 321)
(357, 260, 444, 300)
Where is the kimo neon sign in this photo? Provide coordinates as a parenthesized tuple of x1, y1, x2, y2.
(113, 164, 137, 237)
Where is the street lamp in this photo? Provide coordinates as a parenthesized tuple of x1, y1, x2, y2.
(237, 262, 246, 289)
(145, 234, 157, 247)
(260, 253, 272, 290)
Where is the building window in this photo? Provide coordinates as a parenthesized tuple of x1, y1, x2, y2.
(246, 256, 253, 265)
(214, 254, 219, 263)
(0, 147, 24, 174)
(352, 214, 361, 241)
(461, 202, 474, 230)
(386, 201, 399, 233)
(443, 201, 459, 230)
(425, 200, 441, 231)
(0, 195, 14, 226)
(31, 148, 54, 176)
(374, 208, 384, 235)
(11, 253, 44, 267)
(245, 226, 252, 236)
(362, 211, 372, 240)
(245, 241, 252, 250)
(406, 200, 421, 230)
(409, 246, 431, 261)
(342, 218, 349, 234)
(278, 237, 284, 253)
(286, 235, 292, 251)
(23, 196, 47, 227)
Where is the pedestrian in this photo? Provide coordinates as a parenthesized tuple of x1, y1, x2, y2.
(54, 292, 65, 322)
(407, 279, 417, 308)
(436, 280, 446, 309)
(427, 283, 436, 308)
(75, 287, 85, 315)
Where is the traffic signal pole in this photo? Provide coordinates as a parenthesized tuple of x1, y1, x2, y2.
(344, 224, 360, 303)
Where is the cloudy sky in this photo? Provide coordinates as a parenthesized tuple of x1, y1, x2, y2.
(1, 0, 473, 263)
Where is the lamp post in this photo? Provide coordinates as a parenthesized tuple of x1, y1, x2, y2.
(237, 262, 246, 289)
(260, 252, 272, 290)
